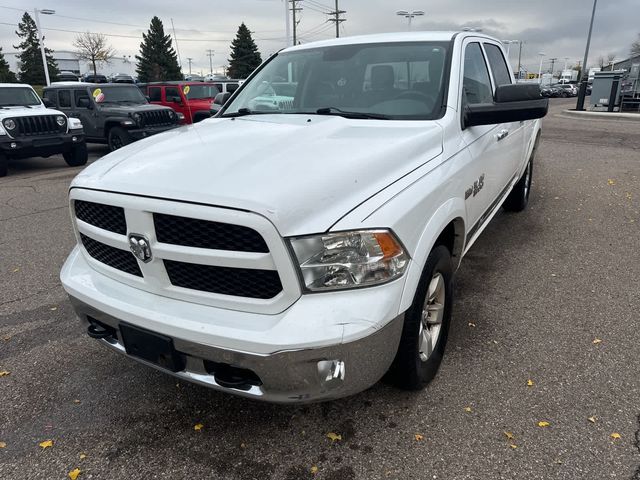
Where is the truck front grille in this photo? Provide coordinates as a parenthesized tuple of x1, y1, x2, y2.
(80, 234, 142, 277)
(139, 110, 174, 127)
(154, 213, 269, 253)
(8, 115, 67, 137)
(75, 200, 127, 235)
(164, 260, 282, 299)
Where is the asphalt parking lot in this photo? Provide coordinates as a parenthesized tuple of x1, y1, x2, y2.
(1, 99, 639, 479)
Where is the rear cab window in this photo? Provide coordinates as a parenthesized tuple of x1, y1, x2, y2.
(148, 87, 162, 102)
(58, 90, 72, 109)
(483, 43, 512, 89)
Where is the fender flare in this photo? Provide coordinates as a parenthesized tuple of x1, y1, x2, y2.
(399, 197, 466, 312)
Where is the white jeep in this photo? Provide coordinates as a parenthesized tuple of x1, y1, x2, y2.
(61, 32, 547, 403)
(0, 83, 87, 177)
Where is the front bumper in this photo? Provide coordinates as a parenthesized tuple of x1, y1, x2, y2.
(61, 247, 406, 403)
(127, 124, 179, 140)
(0, 130, 85, 158)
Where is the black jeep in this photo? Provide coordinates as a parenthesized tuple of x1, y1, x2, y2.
(43, 83, 181, 151)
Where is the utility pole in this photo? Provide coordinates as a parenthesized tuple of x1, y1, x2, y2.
(284, 0, 292, 46)
(205, 49, 215, 75)
(576, 0, 598, 111)
(516, 41, 524, 81)
(329, 0, 346, 38)
(290, 0, 303, 45)
(186, 57, 193, 75)
(549, 57, 557, 77)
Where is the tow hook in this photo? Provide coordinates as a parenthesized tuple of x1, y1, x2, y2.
(87, 319, 116, 340)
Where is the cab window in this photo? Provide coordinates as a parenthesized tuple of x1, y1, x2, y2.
(462, 42, 493, 106)
(165, 87, 181, 102)
(148, 87, 161, 102)
(74, 89, 91, 107)
(226, 83, 239, 93)
(483, 43, 512, 88)
(58, 90, 72, 109)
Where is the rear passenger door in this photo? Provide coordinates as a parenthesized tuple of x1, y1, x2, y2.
(72, 89, 99, 138)
(482, 41, 525, 178)
(460, 40, 522, 232)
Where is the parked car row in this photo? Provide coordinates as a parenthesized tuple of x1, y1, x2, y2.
(540, 82, 589, 98)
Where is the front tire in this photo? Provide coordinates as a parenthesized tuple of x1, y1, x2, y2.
(386, 245, 454, 390)
(0, 154, 7, 177)
(63, 142, 88, 167)
(108, 127, 131, 151)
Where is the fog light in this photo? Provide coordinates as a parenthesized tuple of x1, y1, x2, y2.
(10, 142, 16, 148)
(317, 360, 345, 389)
(72, 136, 77, 142)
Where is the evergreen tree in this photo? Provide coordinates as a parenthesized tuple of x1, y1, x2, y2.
(14, 12, 59, 84)
(0, 48, 17, 83)
(228, 23, 262, 79)
(135, 16, 182, 82)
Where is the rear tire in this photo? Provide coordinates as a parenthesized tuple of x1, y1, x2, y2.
(108, 127, 131, 151)
(503, 158, 534, 213)
(63, 142, 88, 167)
(0, 154, 7, 177)
(386, 245, 454, 390)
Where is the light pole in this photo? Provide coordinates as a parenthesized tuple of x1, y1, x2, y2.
(396, 10, 424, 31)
(186, 57, 193, 75)
(537, 52, 545, 84)
(576, 0, 598, 111)
(284, 0, 292, 47)
(33, 8, 55, 86)
(564, 57, 570, 71)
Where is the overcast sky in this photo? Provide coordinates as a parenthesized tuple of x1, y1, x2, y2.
(0, 0, 638, 76)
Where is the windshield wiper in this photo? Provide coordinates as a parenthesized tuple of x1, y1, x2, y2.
(315, 107, 390, 120)
(221, 108, 274, 118)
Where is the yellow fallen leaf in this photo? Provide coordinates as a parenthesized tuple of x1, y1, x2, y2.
(79, 453, 87, 460)
(0, 441, 6, 448)
(468, 322, 476, 328)
(510, 444, 518, 449)
(464, 407, 472, 413)
(194, 423, 204, 431)
(73, 399, 81, 404)
(607, 179, 616, 185)
(68, 468, 81, 480)
(2, 336, 10, 341)
(588, 416, 596, 424)
(12, 268, 19, 273)
(326, 432, 342, 442)
(0, 371, 10, 377)
(39, 440, 53, 449)
(414, 434, 424, 441)
(310, 466, 319, 475)
(50, 307, 57, 311)
(610, 433, 621, 440)
(504, 431, 514, 440)
(537, 421, 550, 428)
(592, 338, 602, 344)
(240, 443, 246, 449)
(527, 379, 534, 387)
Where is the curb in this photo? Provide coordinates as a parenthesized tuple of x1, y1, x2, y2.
(561, 109, 640, 122)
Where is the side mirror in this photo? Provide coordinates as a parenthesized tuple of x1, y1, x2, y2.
(77, 97, 93, 109)
(214, 92, 231, 106)
(42, 98, 55, 108)
(464, 84, 548, 128)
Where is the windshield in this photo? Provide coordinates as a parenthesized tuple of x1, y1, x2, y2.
(224, 42, 449, 120)
(185, 84, 219, 100)
(91, 86, 147, 105)
(0, 87, 41, 107)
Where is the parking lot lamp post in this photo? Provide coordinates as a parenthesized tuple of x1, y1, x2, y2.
(537, 52, 545, 84)
(396, 10, 424, 31)
(576, 0, 598, 111)
(33, 8, 55, 86)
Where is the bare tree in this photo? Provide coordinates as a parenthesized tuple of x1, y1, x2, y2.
(632, 33, 640, 56)
(73, 32, 115, 76)
(606, 53, 616, 70)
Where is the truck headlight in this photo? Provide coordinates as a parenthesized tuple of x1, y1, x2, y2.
(289, 229, 408, 291)
(68, 118, 83, 130)
(176, 112, 185, 120)
(132, 113, 142, 125)
(56, 115, 66, 126)
(3, 119, 15, 131)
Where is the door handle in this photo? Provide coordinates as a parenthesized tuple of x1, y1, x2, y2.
(496, 129, 509, 141)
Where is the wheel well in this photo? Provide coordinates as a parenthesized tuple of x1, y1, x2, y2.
(434, 218, 465, 266)
(103, 121, 119, 137)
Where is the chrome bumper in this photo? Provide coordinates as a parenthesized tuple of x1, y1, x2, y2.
(69, 295, 404, 404)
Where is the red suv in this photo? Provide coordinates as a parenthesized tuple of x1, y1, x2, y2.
(139, 82, 220, 124)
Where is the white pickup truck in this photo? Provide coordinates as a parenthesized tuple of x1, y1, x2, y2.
(61, 31, 547, 403)
(0, 83, 87, 177)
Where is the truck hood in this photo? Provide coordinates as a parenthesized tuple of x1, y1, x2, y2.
(97, 103, 173, 114)
(1, 104, 65, 117)
(72, 114, 443, 236)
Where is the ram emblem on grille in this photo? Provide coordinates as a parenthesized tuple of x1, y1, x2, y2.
(128, 234, 153, 263)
